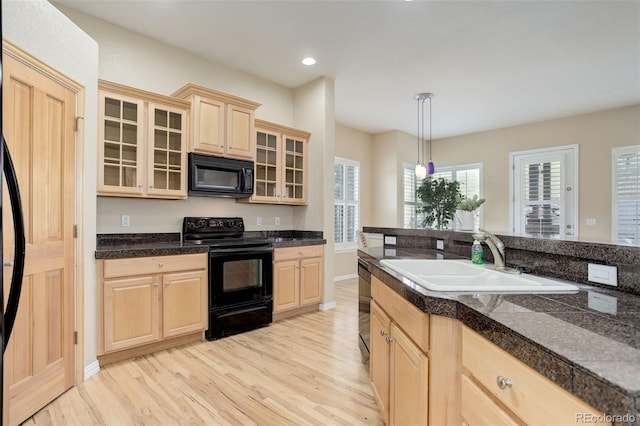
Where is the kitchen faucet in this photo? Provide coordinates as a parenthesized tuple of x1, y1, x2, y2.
(472, 229, 516, 273)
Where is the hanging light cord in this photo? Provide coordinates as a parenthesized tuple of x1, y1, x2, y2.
(428, 96, 432, 162)
(417, 97, 421, 165)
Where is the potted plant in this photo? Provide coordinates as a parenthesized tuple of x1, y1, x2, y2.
(416, 177, 461, 230)
(456, 195, 485, 231)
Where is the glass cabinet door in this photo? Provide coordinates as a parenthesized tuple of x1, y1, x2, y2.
(254, 129, 280, 200)
(148, 103, 186, 195)
(282, 136, 305, 202)
(100, 93, 144, 193)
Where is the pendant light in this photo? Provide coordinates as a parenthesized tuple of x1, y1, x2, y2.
(414, 92, 435, 178)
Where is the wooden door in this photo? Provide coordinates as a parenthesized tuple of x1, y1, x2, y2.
(370, 301, 390, 424)
(97, 91, 145, 196)
(192, 95, 225, 155)
(103, 275, 159, 352)
(389, 322, 428, 426)
(162, 270, 207, 338)
(273, 260, 299, 313)
(226, 104, 255, 159)
(146, 102, 187, 198)
(2, 53, 76, 426)
(299, 257, 322, 306)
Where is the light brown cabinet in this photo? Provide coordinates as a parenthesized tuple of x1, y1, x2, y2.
(98, 80, 189, 199)
(462, 325, 610, 426)
(273, 245, 323, 315)
(172, 83, 260, 159)
(240, 119, 310, 205)
(98, 253, 207, 362)
(370, 276, 429, 426)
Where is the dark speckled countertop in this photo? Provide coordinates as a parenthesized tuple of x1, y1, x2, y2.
(359, 246, 640, 423)
(95, 232, 326, 259)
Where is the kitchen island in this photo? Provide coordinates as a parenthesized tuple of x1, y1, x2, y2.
(359, 244, 640, 425)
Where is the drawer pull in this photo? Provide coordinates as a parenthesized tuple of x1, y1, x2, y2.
(496, 376, 513, 389)
(159, 262, 164, 268)
(385, 336, 394, 343)
(153, 282, 159, 288)
(380, 330, 387, 336)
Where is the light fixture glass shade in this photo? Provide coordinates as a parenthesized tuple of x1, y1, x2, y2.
(427, 161, 435, 175)
(415, 163, 427, 179)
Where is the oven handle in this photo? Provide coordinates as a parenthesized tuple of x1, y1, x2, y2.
(209, 246, 274, 256)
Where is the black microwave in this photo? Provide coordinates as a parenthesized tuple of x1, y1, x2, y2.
(188, 153, 254, 197)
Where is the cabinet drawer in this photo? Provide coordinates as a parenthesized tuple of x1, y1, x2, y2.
(462, 326, 608, 425)
(372, 276, 429, 352)
(103, 253, 207, 279)
(274, 245, 324, 261)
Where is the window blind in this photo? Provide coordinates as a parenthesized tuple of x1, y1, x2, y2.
(613, 146, 640, 244)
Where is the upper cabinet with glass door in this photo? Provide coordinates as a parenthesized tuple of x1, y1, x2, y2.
(172, 83, 260, 160)
(98, 80, 189, 199)
(240, 119, 310, 205)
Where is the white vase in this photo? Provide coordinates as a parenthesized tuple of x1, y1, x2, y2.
(456, 210, 475, 231)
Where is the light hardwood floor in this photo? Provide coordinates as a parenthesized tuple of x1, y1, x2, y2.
(22, 279, 383, 426)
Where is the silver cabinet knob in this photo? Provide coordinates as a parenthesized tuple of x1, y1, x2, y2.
(385, 336, 394, 343)
(380, 330, 387, 336)
(158, 263, 164, 268)
(496, 376, 513, 389)
(153, 282, 159, 288)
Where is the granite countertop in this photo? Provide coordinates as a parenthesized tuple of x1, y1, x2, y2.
(95, 232, 326, 259)
(359, 246, 640, 422)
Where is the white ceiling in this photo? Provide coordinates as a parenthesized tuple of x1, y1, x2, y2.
(55, 0, 640, 139)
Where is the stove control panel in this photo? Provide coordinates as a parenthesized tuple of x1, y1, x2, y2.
(183, 217, 245, 236)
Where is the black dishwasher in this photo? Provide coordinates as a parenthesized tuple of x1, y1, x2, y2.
(358, 258, 371, 364)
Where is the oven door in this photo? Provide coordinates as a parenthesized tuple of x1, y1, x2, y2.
(209, 247, 273, 308)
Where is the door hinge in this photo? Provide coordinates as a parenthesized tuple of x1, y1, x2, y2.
(74, 225, 78, 238)
(75, 116, 84, 132)
(74, 331, 78, 345)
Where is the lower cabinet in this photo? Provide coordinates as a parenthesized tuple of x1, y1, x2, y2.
(273, 245, 324, 315)
(98, 253, 208, 361)
(370, 277, 430, 426)
(461, 325, 611, 426)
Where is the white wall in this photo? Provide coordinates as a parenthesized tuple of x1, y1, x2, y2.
(3, 0, 100, 374)
(292, 78, 336, 304)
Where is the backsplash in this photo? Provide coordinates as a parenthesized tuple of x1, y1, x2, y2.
(363, 227, 640, 296)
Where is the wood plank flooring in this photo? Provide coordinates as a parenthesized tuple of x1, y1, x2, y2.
(22, 279, 383, 426)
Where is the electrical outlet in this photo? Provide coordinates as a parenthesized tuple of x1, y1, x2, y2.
(588, 263, 617, 286)
(257, 216, 262, 226)
(384, 236, 397, 245)
(275, 216, 280, 226)
(586, 218, 597, 226)
(121, 214, 130, 227)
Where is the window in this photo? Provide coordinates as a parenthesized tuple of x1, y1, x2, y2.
(510, 145, 578, 238)
(403, 163, 482, 229)
(613, 145, 640, 244)
(403, 164, 426, 228)
(334, 158, 359, 248)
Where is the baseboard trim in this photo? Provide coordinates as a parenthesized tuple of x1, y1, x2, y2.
(84, 360, 100, 381)
(334, 273, 358, 282)
(319, 301, 337, 311)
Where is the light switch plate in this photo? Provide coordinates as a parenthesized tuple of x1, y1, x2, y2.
(588, 263, 618, 286)
(384, 236, 397, 245)
(120, 214, 130, 227)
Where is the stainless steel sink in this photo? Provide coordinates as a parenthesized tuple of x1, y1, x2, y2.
(379, 259, 578, 292)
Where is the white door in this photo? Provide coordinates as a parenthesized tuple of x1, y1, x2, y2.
(511, 145, 578, 238)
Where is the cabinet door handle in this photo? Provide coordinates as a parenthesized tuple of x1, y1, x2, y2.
(385, 336, 393, 343)
(380, 330, 387, 336)
(165, 281, 170, 286)
(153, 282, 159, 288)
(496, 376, 513, 389)
(159, 263, 164, 268)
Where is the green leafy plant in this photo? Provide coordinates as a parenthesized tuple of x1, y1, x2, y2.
(457, 195, 486, 212)
(416, 177, 461, 230)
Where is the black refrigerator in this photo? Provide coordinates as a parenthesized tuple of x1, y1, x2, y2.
(1, 1, 28, 420)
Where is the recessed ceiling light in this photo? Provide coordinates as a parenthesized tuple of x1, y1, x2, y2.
(301, 57, 317, 66)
